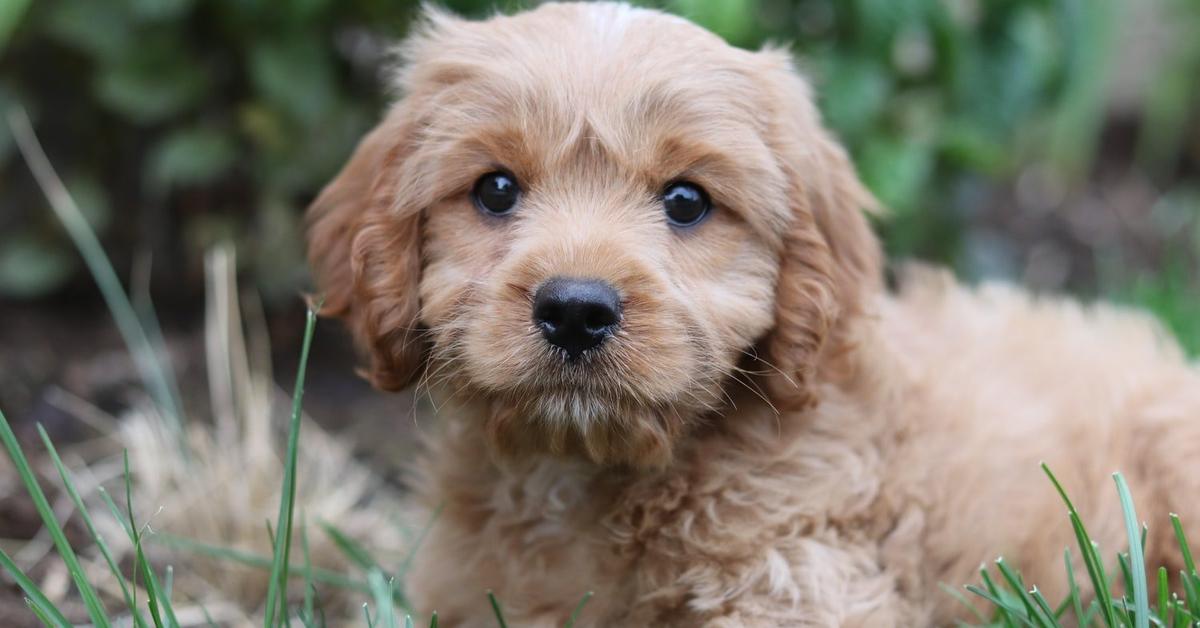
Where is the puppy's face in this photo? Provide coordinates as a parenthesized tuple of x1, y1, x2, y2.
(308, 3, 881, 466)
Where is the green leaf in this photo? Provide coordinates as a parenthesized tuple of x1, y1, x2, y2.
(851, 0, 911, 53)
(43, 0, 134, 60)
(0, 83, 15, 161)
(94, 37, 208, 124)
(938, 122, 1008, 174)
(125, 0, 194, 21)
(148, 126, 238, 191)
(249, 35, 337, 126)
(0, 0, 30, 52)
(1044, 0, 1121, 178)
(669, 0, 758, 47)
(0, 232, 75, 298)
(857, 135, 933, 212)
(256, 100, 372, 195)
(815, 55, 891, 139)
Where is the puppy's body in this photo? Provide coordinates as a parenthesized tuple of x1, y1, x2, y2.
(404, 276, 1200, 626)
(305, 3, 1200, 625)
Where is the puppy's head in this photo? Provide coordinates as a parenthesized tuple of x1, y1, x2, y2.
(307, 3, 880, 466)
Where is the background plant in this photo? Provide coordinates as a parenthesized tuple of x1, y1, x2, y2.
(1, 0, 1195, 320)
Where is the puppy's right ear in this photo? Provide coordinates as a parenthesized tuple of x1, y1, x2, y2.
(305, 106, 425, 390)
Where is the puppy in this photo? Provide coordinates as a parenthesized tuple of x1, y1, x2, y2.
(306, 3, 1200, 625)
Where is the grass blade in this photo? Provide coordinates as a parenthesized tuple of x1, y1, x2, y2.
(994, 558, 1046, 627)
(1065, 548, 1086, 625)
(153, 533, 371, 593)
(320, 520, 414, 610)
(487, 590, 509, 628)
(162, 566, 174, 614)
(367, 570, 397, 628)
(320, 522, 377, 572)
(0, 548, 72, 627)
(264, 306, 319, 628)
(979, 568, 1020, 627)
(1114, 473, 1150, 628)
(1170, 514, 1196, 577)
(98, 475, 181, 628)
(1181, 570, 1200, 619)
(397, 504, 444, 579)
(1028, 587, 1058, 627)
(24, 596, 60, 628)
(1158, 567, 1170, 627)
(1119, 552, 1137, 625)
(565, 590, 594, 628)
(1044, 463, 1117, 627)
(5, 107, 185, 441)
(0, 408, 110, 627)
(123, 452, 177, 628)
(965, 583, 1029, 627)
(37, 424, 149, 628)
(940, 583, 991, 624)
(301, 515, 316, 624)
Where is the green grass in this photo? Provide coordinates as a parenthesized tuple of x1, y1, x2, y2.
(954, 464, 1200, 627)
(0, 305, 324, 627)
(262, 304, 317, 627)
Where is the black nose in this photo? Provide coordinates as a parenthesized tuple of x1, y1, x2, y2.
(532, 277, 621, 360)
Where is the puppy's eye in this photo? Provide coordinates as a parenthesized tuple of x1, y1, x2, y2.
(662, 181, 711, 227)
(473, 171, 521, 216)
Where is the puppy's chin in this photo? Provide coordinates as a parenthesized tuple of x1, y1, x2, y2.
(438, 337, 723, 467)
(481, 392, 694, 468)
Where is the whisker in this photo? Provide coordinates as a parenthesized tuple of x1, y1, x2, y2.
(738, 347, 797, 389)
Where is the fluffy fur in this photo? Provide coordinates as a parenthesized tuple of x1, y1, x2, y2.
(306, 4, 1200, 625)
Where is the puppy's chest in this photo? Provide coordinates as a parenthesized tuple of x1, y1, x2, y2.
(478, 448, 896, 586)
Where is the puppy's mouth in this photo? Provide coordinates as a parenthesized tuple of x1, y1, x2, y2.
(427, 302, 730, 466)
(492, 329, 654, 403)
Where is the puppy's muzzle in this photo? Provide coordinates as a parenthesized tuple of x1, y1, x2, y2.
(532, 277, 621, 360)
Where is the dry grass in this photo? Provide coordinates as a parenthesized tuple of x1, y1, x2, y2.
(0, 248, 414, 626)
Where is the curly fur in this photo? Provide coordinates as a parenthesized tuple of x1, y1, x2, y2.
(306, 4, 1200, 625)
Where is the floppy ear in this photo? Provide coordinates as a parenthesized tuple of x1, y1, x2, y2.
(757, 50, 883, 409)
(305, 105, 426, 391)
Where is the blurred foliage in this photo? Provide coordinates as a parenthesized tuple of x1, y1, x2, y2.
(0, 0, 407, 301)
(0, 0, 1196, 325)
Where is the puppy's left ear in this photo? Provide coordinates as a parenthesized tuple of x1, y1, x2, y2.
(756, 49, 883, 409)
(306, 105, 426, 391)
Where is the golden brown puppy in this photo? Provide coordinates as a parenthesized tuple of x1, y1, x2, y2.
(307, 3, 1200, 625)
